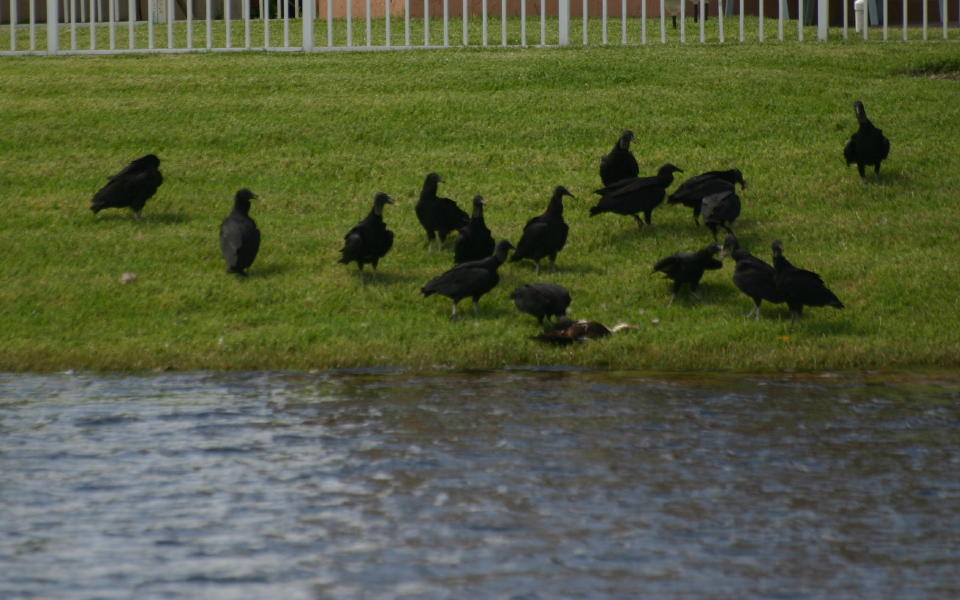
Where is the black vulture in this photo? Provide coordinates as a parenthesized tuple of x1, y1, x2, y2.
(339, 192, 394, 282)
(510, 186, 575, 274)
(219, 189, 261, 276)
(415, 172, 469, 250)
(599, 130, 639, 186)
(532, 317, 639, 345)
(721, 235, 783, 319)
(90, 154, 163, 219)
(652, 243, 723, 305)
(701, 189, 741, 241)
(453, 195, 495, 265)
(510, 282, 571, 325)
(421, 239, 515, 320)
(590, 163, 683, 229)
(771, 240, 844, 320)
(667, 168, 746, 225)
(844, 100, 890, 179)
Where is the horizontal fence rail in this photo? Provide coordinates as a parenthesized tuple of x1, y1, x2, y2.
(1, 0, 956, 54)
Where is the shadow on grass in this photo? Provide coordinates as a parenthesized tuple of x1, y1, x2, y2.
(870, 171, 910, 187)
(598, 219, 709, 246)
(341, 269, 421, 287)
(645, 280, 740, 307)
(420, 302, 515, 322)
(782, 313, 860, 335)
(92, 212, 190, 224)
(246, 263, 293, 278)
(503, 260, 605, 277)
(749, 306, 859, 334)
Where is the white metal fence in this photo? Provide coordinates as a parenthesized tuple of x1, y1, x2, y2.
(1, 0, 956, 54)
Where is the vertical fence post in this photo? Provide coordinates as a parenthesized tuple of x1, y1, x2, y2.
(901, 0, 906, 40)
(922, 0, 927, 39)
(739, 0, 744, 41)
(719, 0, 725, 42)
(129, 0, 136, 48)
(642, 0, 648, 44)
(47, 0, 60, 53)
(759, 0, 764, 41)
(482, 0, 487, 45)
(660, 0, 665, 42)
(943, 0, 948, 39)
(559, 0, 570, 44)
(843, 0, 848, 38)
(680, 0, 686, 43)
(602, 0, 607, 44)
(699, 0, 705, 42)
(797, 0, 803, 39)
(303, 0, 315, 50)
(206, 0, 213, 48)
(883, 0, 887, 39)
(818, 0, 827, 39)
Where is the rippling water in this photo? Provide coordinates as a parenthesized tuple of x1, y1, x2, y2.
(2, 370, 959, 599)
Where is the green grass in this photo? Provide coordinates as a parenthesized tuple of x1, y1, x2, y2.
(1, 41, 959, 372)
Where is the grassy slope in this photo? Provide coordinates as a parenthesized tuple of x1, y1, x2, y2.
(0, 42, 958, 372)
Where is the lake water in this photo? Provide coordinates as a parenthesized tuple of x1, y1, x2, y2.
(1, 370, 959, 599)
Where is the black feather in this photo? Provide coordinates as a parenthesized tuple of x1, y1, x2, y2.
(219, 189, 261, 276)
(339, 192, 394, 282)
(771, 239, 844, 319)
(510, 186, 574, 273)
(415, 173, 469, 249)
(653, 243, 723, 304)
(591, 163, 682, 229)
(422, 240, 514, 320)
(844, 101, 890, 178)
(510, 282, 571, 324)
(90, 154, 163, 218)
(454, 195, 495, 264)
(599, 130, 639, 186)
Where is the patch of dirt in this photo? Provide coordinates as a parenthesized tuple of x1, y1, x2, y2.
(926, 72, 960, 81)
(903, 59, 960, 81)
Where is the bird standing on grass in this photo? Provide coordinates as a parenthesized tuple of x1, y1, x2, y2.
(339, 192, 394, 283)
(90, 154, 163, 219)
(510, 282, 571, 325)
(721, 235, 783, 319)
(653, 243, 723, 305)
(701, 189, 741, 241)
(415, 172, 469, 250)
(454, 195, 495, 265)
(844, 100, 890, 179)
(599, 130, 639, 185)
(422, 239, 515, 320)
(219, 189, 261, 276)
(771, 239, 844, 320)
(590, 163, 683, 230)
(510, 186, 575, 274)
(667, 168, 746, 226)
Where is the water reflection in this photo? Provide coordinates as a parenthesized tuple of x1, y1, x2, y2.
(1, 370, 959, 599)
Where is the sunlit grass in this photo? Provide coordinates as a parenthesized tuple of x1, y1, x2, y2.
(0, 41, 958, 371)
